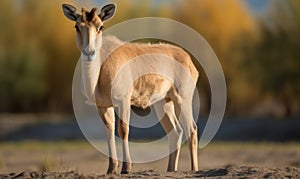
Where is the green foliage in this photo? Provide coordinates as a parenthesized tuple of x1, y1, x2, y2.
(0, 0, 47, 111)
(242, 0, 300, 116)
(0, 0, 78, 112)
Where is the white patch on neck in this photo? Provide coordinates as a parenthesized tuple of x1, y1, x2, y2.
(80, 36, 124, 105)
(81, 58, 100, 105)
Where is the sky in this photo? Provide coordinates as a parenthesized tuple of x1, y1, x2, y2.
(150, 0, 270, 13)
(245, 0, 270, 12)
(95, 0, 270, 14)
(12, 0, 271, 15)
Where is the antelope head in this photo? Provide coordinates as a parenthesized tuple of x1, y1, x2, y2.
(62, 4, 116, 61)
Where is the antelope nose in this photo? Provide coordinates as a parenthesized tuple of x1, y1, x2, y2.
(82, 49, 95, 57)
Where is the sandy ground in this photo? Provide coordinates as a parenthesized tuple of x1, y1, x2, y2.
(1, 166, 300, 179)
(0, 141, 299, 178)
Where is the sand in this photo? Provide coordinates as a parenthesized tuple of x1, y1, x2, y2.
(0, 142, 299, 178)
(2, 166, 300, 179)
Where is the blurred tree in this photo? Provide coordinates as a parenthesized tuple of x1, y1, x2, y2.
(176, 0, 259, 115)
(0, 0, 299, 118)
(243, 0, 300, 117)
(0, 0, 78, 113)
(0, 0, 47, 112)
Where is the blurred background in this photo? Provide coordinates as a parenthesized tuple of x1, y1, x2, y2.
(0, 0, 300, 174)
(0, 0, 299, 116)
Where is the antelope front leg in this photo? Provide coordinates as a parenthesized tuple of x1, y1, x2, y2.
(118, 102, 132, 174)
(98, 107, 118, 174)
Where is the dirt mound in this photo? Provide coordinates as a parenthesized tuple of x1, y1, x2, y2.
(1, 166, 299, 179)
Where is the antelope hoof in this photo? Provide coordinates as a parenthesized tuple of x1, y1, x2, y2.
(106, 169, 117, 175)
(121, 170, 130, 174)
(121, 162, 132, 174)
(106, 160, 118, 175)
(167, 168, 176, 172)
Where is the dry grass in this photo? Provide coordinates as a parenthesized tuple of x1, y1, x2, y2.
(39, 157, 59, 172)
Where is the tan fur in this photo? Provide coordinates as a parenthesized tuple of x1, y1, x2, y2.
(97, 38, 199, 108)
(63, 4, 199, 174)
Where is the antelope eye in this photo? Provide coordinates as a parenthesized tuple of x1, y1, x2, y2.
(98, 26, 104, 32)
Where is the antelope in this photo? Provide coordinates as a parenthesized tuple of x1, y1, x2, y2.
(62, 3, 199, 174)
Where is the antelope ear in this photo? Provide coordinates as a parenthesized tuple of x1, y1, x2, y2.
(99, 4, 116, 22)
(62, 4, 80, 21)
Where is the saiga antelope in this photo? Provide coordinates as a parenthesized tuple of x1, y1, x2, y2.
(62, 3, 198, 174)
